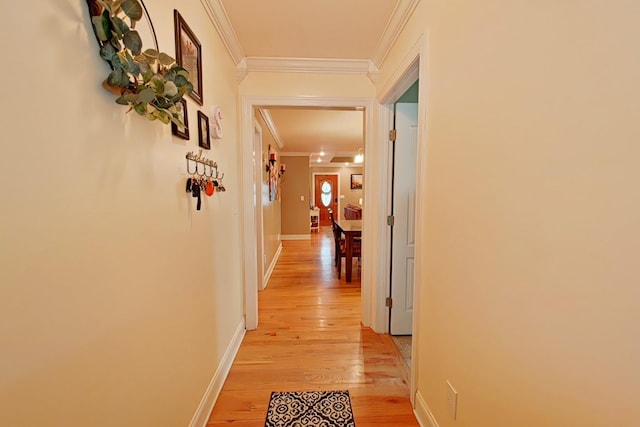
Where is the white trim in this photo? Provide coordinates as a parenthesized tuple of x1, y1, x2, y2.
(244, 57, 375, 75)
(189, 319, 245, 427)
(241, 96, 375, 331)
(414, 390, 439, 427)
(258, 109, 285, 148)
(254, 120, 266, 293)
(371, 0, 421, 68)
(281, 234, 311, 241)
(263, 243, 283, 288)
(376, 32, 429, 408)
(200, 0, 245, 65)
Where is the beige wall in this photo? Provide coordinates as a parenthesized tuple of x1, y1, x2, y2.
(254, 111, 282, 274)
(280, 156, 312, 235)
(379, 1, 640, 426)
(0, 1, 244, 426)
(311, 166, 364, 220)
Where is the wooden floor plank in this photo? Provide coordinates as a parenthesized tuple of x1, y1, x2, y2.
(207, 227, 418, 426)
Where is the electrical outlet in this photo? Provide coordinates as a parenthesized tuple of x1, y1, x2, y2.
(446, 380, 458, 420)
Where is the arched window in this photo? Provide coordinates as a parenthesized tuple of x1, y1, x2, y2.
(320, 181, 332, 207)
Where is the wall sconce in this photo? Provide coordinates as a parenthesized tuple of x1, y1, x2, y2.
(354, 148, 364, 164)
(265, 144, 285, 201)
(265, 145, 286, 181)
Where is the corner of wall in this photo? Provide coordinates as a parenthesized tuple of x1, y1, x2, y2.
(189, 318, 246, 427)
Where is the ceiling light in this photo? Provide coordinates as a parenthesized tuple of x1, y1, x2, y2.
(319, 151, 325, 156)
(354, 148, 364, 164)
(317, 158, 322, 163)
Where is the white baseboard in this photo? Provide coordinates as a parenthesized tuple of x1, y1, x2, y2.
(189, 318, 246, 427)
(414, 389, 440, 427)
(281, 234, 311, 240)
(263, 243, 282, 289)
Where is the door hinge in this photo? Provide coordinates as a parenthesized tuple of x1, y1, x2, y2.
(385, 297, 393, 308)
(389, 129, 397, 142)
(387, 215, 395, 226)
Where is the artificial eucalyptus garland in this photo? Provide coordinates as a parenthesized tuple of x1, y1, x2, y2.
(87, 0, 193, 126)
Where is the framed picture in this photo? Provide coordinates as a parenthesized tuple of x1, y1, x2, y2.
(198, 110, 210, 150)
(171, 98, 189, 140)
(350, 174, 363, 190)
(174, 10, 203, 105)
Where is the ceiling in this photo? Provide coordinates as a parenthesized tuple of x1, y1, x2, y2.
(209, 0, 419, 163)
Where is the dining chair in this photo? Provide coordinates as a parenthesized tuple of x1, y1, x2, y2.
(329, 209, 361, 279)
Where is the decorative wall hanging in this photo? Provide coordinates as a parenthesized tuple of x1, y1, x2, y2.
(174, 10, 203, 105)
(350, 174, 363, 190)
(85, 0, 194, 127)
(171, 98, 189, 139)
(210, 106, 223, 139)
(197, 111, 210, 150)
(265, 144, 286, 201)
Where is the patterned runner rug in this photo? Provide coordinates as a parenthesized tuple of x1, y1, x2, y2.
(264, 390, 356, 427)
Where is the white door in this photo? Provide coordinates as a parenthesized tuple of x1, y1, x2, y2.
(390, 102, 418, 335)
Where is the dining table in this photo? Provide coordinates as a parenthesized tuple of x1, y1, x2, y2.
(334, 219, 362, 283)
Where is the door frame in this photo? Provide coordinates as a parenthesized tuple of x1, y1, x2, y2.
(241, 96, 375, 331)
(253, 119, 266, 291)
(376, 33, 429, 405)
(312, 172, 341, 225)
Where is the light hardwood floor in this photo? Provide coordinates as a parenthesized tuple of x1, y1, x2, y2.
(207, 227, 419, 426)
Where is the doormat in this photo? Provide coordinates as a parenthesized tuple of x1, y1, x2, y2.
(265, 390, 355, 427)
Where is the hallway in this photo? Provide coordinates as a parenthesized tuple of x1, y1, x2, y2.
(207, 228, 418, 426)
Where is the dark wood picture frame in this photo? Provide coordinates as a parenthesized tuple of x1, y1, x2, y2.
(174, 10, 203, 105)
(171, 98, 189, 140)
(350, 174, 363, 190)
(198, 111, 210, 150)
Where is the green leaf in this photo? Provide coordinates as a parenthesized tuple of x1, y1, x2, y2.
(151, 78, 165, 94)
(143, 49, 159, 59)
(107, 69, 130, 87)
(158, 53, 175, 67)
(164, 81, 178, 97)
(112, 16, 129, 37)
(122, 60, 140, 77)
(133, 102, 147, 115)
(92, 15, 110, 41)
(137, 87, 156, 104)
(123, 30, 142, 55)
(100, 43, 117, 61)
(115, 95, 129, 105)
(124, 93, 138, 104)
(121, 0, 143, 22)
(173, 75, 188, 87)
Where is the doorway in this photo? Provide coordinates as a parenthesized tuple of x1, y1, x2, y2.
(314, 174, 339, 226)
(241, 96, 375, 331)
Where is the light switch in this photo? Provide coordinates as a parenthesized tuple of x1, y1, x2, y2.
(300, 195, 305, 201)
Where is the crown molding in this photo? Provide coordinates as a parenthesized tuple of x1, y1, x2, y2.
(201, 0, 245, 65)
(244, 57, 373, 74)
(370, 0, 421, 68)
(258, 109, 285, 149)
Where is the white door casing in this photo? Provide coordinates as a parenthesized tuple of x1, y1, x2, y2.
(241, 96, 375, 331)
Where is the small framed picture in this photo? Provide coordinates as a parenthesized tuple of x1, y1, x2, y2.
(197, 110, 210, 149)
(171, 98, 189, 140)
(350, 174, 363, 190)
(174, 10, 203, 105)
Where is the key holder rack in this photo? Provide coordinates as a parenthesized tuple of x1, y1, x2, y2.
(186, 149, 225, 182)
(184, 149, 226, 211)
